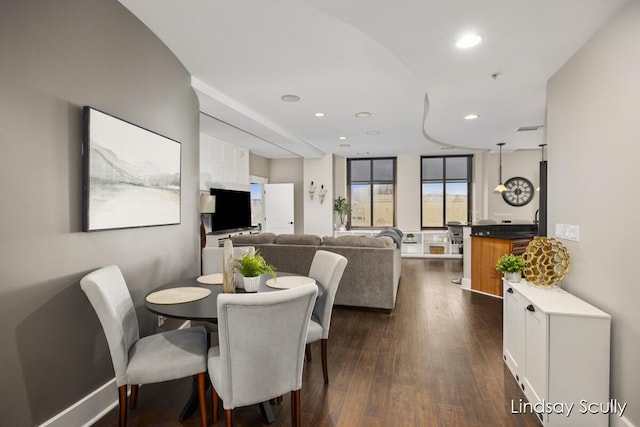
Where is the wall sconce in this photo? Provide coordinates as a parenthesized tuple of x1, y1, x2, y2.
(199, 194, 216, 252)
(309, 181, 316, 200)
(319, 185, 327, 203)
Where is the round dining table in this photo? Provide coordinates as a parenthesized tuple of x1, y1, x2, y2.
(144, 272, 319, 322)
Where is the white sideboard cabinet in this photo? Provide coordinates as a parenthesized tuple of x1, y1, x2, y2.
(502, 279, 611, 426)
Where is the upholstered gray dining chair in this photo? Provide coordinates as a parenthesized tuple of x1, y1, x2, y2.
(305, 250, 348, 384)
(208, 283, 318, 427)
(80, 265, 208, 427)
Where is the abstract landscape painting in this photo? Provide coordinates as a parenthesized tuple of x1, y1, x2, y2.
(82, 107, 181, 231)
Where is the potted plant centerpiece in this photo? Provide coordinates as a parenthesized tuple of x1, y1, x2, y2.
(496, 253, 525, 283)
(333, 196, 352, 231)
(234, 250, 276, 292)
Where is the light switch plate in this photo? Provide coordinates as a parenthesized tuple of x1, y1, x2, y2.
(555, 223, 579, 241)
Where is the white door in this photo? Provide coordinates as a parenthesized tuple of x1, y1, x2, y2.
(264, 183, 294, 234)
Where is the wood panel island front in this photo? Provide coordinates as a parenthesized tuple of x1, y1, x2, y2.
(465, 224, 538, 297)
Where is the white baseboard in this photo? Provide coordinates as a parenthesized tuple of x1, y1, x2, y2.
(461, 278, 471, 290)
(38, 379, 118, 427)
(39, 321, 192, 427)
(611, 414, 636, 427)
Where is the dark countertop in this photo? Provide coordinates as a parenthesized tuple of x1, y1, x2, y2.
(469, 223, 538, 240)
(471, 232, 537, 240)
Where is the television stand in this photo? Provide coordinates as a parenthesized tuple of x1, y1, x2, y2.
(206, 228, 259, 247)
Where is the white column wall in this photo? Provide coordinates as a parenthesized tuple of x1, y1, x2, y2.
(547, 3, 640, 425)
(304, 154, 334, 236)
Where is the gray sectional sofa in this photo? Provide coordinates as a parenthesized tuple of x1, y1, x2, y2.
(230, 232, 401, 311)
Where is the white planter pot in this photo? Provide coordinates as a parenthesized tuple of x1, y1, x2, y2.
(338, 224, 347, 231)
(505, 272, 522, 283)
(242, 275, 261, 292)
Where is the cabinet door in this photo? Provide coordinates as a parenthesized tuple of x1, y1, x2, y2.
(471, 237, 512, 296)
(522, 303, 548, 409)
(503, 284, 526, 382)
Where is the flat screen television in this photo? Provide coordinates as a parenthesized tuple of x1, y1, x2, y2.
(208, 188, 252, 233)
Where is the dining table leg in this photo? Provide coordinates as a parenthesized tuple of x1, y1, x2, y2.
(259, 401, 275, 424)
(179, 377, 275, 424)
(179, 376, 209, 421)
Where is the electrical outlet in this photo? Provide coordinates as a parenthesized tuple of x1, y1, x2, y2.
(157, 315, 166, 328)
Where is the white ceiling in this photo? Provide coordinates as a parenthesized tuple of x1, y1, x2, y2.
(120, 0, 630, 158)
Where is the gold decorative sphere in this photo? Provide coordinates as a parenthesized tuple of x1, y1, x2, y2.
(521, 237, 570, 286)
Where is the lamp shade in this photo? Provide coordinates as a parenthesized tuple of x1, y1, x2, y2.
(200, 194, 216, 214)
(494, 183, 508, 192)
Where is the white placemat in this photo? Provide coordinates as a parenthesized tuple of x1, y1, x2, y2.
(197, 273, 223, 285)
(266, 276, 316, 290)
(145, 287, 211, 304)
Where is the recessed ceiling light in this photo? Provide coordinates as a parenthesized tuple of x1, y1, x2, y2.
(281, 94, 300, 102)
(314, 112, 325, 117)
(455, 33, 482, 49)
(355, 112, 371, 118)
(464, 114, 479, 120)
(339, 143, 350, 147)
(366, 130, 380, 135)
(338, 136, 347, 140)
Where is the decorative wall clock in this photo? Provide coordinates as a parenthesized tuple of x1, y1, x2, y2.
(502, 177, 534, 206)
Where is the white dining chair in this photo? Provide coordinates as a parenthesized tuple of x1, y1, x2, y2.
(80, 265, 208, 427)
(305, 250, 348, 384)
(208, 283, 318, 427)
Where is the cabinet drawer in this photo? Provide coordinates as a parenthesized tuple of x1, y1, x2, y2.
(511, 238, 532, 254)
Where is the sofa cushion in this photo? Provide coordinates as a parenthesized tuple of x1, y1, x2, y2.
(322, 235, 394, 248)
(274, 233, 322, 246)
(230, 233, 276, 244)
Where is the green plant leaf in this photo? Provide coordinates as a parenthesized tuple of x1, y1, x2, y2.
(234, 249, 276, 278)
(496, 254, 526, 273)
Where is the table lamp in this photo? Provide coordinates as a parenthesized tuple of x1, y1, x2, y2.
(199, 194, 216, 251)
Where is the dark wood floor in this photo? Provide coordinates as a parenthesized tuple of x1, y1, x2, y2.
(93, 258, 540, 427)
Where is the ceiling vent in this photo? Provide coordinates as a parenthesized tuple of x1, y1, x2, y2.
(517, 125, 544, 132)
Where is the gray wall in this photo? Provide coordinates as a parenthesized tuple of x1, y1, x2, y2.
(547, 2, 639, 425)
(249, 152, 271, 179)
(0, 0, 200, 425)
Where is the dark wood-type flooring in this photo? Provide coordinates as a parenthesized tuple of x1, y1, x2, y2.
(93, 258, 540, 427)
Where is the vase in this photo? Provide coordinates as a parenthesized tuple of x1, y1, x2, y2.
(222, 239, 235, 293)
(242, 275, 261, 292)
(522, 236, 571, 286)
(505, 272, 522, 283)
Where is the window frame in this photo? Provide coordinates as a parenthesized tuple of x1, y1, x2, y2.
(347, 157, 397, 229)
(420, 155, 473, 229)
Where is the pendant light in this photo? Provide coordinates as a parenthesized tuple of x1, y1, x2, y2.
(494, 142, 507, 192)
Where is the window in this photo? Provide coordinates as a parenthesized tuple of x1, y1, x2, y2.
(421, 155, 472, 228)
(347, 158, 396, 228)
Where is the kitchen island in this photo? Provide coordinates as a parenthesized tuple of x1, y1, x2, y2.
(461, 224, 537, 297)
